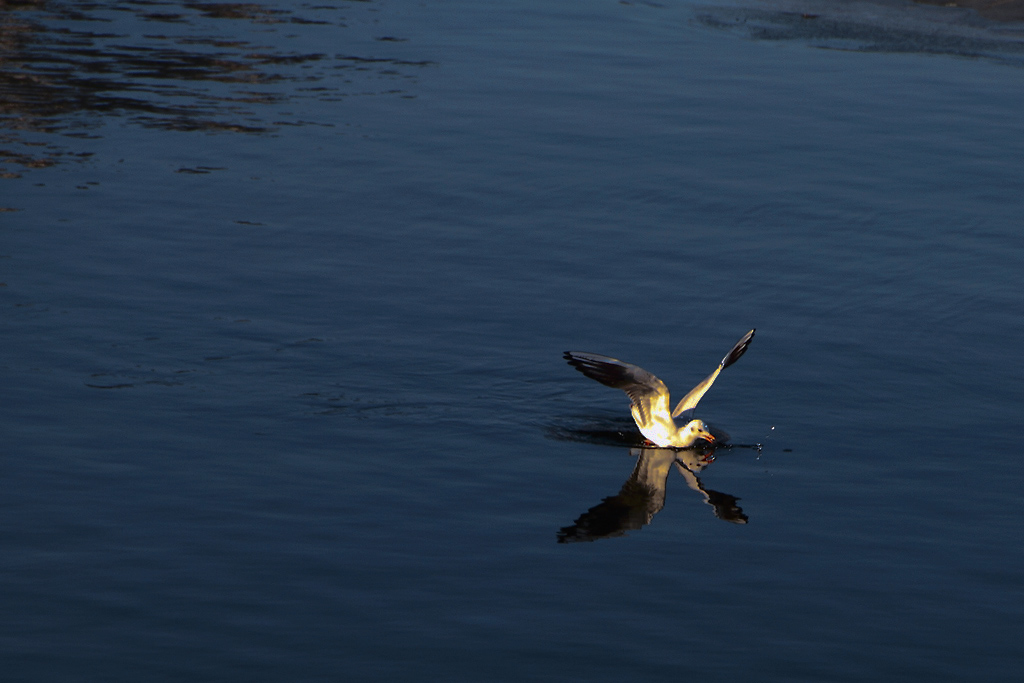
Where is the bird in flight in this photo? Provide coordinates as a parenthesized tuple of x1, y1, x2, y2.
(564, 329, 755, 448)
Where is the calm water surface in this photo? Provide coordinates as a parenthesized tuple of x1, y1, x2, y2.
(3, 0, 1024, 680)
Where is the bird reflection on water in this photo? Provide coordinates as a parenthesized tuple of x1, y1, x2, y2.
(557, 439, 748, 544)
(558, 330, 756, 542)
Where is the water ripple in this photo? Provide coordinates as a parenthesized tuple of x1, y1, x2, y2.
(0, 0, 432, 176)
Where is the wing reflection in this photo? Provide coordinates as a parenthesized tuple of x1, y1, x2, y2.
(673, 456, 748, 525)
(557, 445, 746, 543)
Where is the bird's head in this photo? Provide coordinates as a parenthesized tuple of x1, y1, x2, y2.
(683, 419, 716, 445)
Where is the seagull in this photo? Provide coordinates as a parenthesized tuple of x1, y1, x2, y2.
(564, 329, 755, 448)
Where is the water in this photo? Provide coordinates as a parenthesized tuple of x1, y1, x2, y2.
(3, 0, 1024, 680)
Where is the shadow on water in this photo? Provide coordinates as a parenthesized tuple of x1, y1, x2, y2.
(550, 419, 754, 543)
(0, 0, 433, 178)
(694, 0, 1024, 64)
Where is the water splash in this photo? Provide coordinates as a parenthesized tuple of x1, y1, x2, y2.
(755, 425, 775, 459)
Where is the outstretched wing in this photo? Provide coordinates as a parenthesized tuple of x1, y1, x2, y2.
(671, 329, 755, 420)
(563, 351, 670, 427)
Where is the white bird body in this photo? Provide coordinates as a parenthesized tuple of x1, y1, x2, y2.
(564, 329, 755, 448)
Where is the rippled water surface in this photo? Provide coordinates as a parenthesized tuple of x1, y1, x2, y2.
(4, 0, 1024, 680)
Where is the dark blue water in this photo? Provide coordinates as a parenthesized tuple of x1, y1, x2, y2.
(4, 1, 1024, 680)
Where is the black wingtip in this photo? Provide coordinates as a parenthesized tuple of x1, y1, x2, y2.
(720, 329, 755, 370)
(564, 351, 590, 373)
